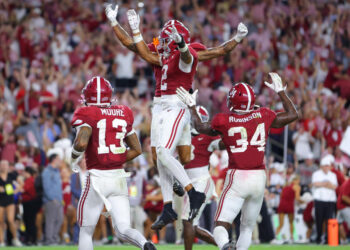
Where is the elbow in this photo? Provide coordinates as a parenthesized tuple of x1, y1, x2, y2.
(74, 142, 87, 152)
(134, 146, 142, 156)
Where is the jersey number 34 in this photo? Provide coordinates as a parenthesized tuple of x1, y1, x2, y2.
(228, 123, 265, 153)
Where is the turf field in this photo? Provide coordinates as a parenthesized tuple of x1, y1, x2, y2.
(1, 244, 348, 250)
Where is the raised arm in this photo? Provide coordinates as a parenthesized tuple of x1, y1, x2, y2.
(165, 25, 193, 64)
(197, 23, 248, 61)
(126, 9, 161, 66)
(124, 132, 142, 162)
(264, 73, 299, 128)
(176, 87, 219, 136)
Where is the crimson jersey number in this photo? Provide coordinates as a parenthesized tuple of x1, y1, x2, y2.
(228, 123, 265, 153)
(97, 119, 127, 154)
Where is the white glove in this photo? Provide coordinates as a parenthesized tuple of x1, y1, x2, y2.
(127, 9, 140, 34)
(164, 25, 182, 44)
(105, 3, 119, 27)
(176, 87, 197, 108)
(264, 72, 286, 93)
(233, 22, 248, 43)
(70, 155, 82, 173)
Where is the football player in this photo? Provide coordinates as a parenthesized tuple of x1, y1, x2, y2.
(182, 106, 222, 250)
(105, 4, 247, 168)
(70, 76, 156, 250)
(176, 73, 299, 250)
(105, 5, 248, 230)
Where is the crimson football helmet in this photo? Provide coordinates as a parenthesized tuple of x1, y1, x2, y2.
(191, 106, 209, 135)
(227, 83, 256, 113)
(82, 76, 114, 106)
(159, 20, 190, 57)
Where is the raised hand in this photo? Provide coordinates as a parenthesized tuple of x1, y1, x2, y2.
(105, 3, 119, 26)
(233, 22, 248, 43)
(264, 72, 286, 93)
(165, 25, 182, 44)
(127, 9, 140, 34)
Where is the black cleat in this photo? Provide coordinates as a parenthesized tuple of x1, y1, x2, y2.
(143, 241, 157, 250)
(173, 180, 185, 197)
(188, 189, 206, 221)
(222, 241, 236, 250)
(151, 207, 178, 230)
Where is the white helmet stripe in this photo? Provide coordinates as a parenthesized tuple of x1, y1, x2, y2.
(97, 76, 101, 105)
(241, 83, 251, 112)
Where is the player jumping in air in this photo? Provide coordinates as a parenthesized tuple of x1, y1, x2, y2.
(176, 73, 299, 250)
(104, 4, 248, 230)
(71, 77, 156, 250)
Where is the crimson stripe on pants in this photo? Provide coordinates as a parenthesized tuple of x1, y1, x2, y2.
(214, 169, 236, 221)
(78, 174, 90, 226)
(166, 109, 185, 149)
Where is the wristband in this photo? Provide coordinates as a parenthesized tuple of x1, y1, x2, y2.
(72, 147, 84, 157)
(132, 28, 140, 34)
(233, 35, 243, 43)
(178, 43, 188, 53)
(133, 33, 143, 43)
(110, 19, 118, 27)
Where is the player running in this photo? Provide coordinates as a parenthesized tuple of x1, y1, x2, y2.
(70, 76, 156, 250)
(176, 73, 299, 250)
(182, 106, 221, 250)
(104, 4, 248, 230)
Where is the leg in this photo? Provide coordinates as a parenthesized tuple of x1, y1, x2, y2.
(109, 195, 147, 248)
(236, 194, 264, 250)
(44, 201, 56, 244)
(5, 204, 18, 240)
(274, 213, 285, 237)
(194, 226, 216, 245)
(78, 175, 104, 250)
(183, 220, 195, 250)
(287, 213, 294, 241)
(53, 204, 64, 243)
(0, 206, 5, 244)
(314, 201, 324, 243)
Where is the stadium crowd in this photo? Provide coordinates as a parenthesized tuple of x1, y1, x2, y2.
(0, 0, 350, 247)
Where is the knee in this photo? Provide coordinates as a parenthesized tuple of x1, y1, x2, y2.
(179, 152, 191, 165)
(80, 226, 95, 237)
(240, 220, 255, 232)
(114, 222, 129, 238)
(156, 146, 170, 163)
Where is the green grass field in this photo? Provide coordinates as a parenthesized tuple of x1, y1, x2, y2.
(0, 244, 348, 250)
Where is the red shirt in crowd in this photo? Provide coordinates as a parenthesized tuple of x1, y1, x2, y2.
(22, 176, 37, 202)
(337, 179, 350, 210)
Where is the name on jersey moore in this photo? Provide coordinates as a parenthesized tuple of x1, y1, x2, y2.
(100, 109, 124, 116)
(229, 112, 262, 123)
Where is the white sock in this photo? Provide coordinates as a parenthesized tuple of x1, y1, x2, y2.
(157, 147, 191, 188)
(236, 224, 253, 250)
(114, 222, 147, 248)
(213, 226, 229, 249)
(157, 158, 173, 203)
(78, 226, 95, 250)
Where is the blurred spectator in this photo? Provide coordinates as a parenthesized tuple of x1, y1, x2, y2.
(311, 155, 338, 244)
(295, 153, 318, 194)
(337, 179, 350, 245)
(21, 166, 41, 245)
(0, 160, 22, 247)
(42, 153, 63, 245)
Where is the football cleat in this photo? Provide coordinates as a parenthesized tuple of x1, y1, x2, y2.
(188, 189, 206, 221)
(143, 241, 157, 250)
(222, 241, 236, 250)
(173, 179, 185, 197)
(151, 207, 178, 230)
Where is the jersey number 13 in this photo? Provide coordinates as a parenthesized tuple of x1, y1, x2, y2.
(97, 119, 127, 155)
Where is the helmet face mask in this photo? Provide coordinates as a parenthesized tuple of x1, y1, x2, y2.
(227, 83, 256, 113)
(82, 76, 114, 107)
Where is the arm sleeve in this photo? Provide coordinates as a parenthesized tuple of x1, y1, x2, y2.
(211, 114, 225, 134)
(71, 107, 94, 128)
(262, 107, 277, 129)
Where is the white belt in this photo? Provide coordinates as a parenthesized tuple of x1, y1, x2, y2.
(88, 169, 131, 217)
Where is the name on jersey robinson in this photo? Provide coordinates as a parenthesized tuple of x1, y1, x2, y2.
(229, 112, 262, 123)
(101, 109, 124, 116)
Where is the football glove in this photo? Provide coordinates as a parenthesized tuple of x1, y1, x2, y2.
(264, 72, 286, 93)
(233, 22, 248, 43)
(105, 3, 119, 27)
(127, 9, 140, 34)
(164, 25, 183, 44)
(176, 87, 198, 108)
(70, 155, 82, 173)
